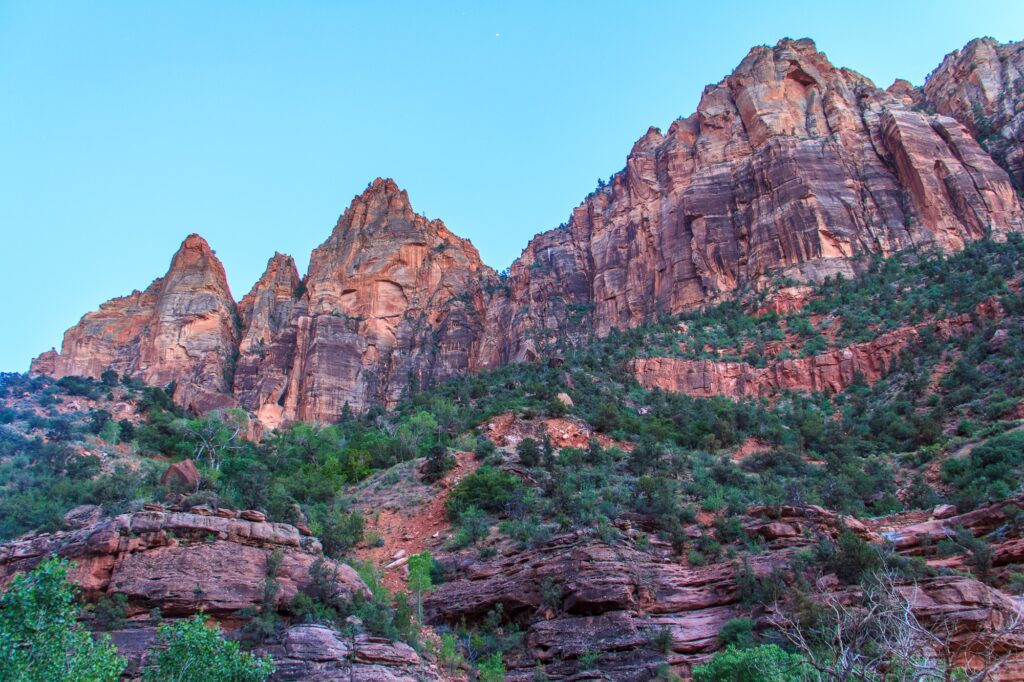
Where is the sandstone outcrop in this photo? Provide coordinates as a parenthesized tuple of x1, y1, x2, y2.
(255, 178, 499, 421)
(232, 253, 302, 429)
(0, 510, 366, 612)
(258, 625, 442, 681)
(481, 38, 1022, 365)
(632, 302, 1000, 399)
(425, 503, 1024, 680)
(32, 235, 239, 413)
(923, 38, 1024, 190)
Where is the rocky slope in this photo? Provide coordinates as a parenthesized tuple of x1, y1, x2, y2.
(422, 501, 1024, 680)
(30, 38, 1024, 424)
(632, 297, 1004, 400)
(0, 507, 442, 680)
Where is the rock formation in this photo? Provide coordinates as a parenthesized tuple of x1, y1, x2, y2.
(29, 38, 1024, 423)
(632, 300, 1002, 399)
(922, 38, 1024, 191)
(229, 178, 498, 423)
(424, 502, 1024, 680)
(0, 509, 448, 680)
(0, 509, 366, 611)
(482, 38, 1022, 364)
(35, 234, 239, 413)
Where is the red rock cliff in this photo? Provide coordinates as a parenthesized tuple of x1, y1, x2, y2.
(481, 38, 1022, 364)
(30, 38, 1024, 422)
(923, 38, 1024, 191)
(241, 178, 499, 422)
(34, 234, 239, 413)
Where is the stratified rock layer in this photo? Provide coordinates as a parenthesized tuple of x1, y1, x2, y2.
(632, 300, 1002, 399)
(0, 509, 365, 612)
(231, 178, 498, 423)
(425, 503, 1024, 680)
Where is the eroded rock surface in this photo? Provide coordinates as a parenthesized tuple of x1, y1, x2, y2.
(632, 301, 1001, 399)
(33, 235, 239, 413)
(923, 38, 1024, 190)
(482, 38, 1022, 365)
(425, 504, 1024, 680)
(0, 510, 365, 612)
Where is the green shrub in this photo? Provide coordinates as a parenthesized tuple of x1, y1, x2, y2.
(692, 644, 807, 682)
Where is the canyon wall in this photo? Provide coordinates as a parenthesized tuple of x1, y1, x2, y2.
(32, 38, 1024, 422)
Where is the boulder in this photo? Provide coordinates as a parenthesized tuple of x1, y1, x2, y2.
(160, 459, 201, 491)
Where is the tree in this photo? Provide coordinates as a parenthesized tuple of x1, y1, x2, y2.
(407, 551, 434, 625)
(0, 556, 126, 681)
(517, 438, 541, 467)
(175, 409, 249, 471)
(144, 614, 274, 682)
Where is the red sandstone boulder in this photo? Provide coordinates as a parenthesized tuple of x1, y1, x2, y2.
(160, 459, 201, 491)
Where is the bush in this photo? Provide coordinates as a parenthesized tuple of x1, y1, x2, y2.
(446, 466, 525, 519)
(692, 644, 807, 682)
(478, 652, 506, 682)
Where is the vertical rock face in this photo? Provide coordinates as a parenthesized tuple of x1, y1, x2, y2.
(36, 235, 239, 413)
(29, 38, 1024, 422)
(232, 253, 302, 429)
(248, 179, 498, 422)
(482, 38, 1022, 363)
(923, 38, 1024, 191)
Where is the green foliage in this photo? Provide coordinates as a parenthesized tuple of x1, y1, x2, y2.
(718, 617, 756, 649)
(0, 556, 126, 681)
(813, 528, 881, 584)
(92, 592, 129, 630)
(692, 644, 808, 682)
(477, 651, 506, 682)
(943, 430, 1024, 511)
(144, 614, 274, 682)
(446, 466, 526, 519)
(407, 551, 433, 624)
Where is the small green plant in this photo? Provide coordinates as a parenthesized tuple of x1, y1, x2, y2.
(478, 651, 506, 682)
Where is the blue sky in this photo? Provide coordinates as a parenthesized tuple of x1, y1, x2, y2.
(2, 1, 1022, 371)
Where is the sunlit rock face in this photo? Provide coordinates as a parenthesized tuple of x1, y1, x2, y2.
(480, 38, 1022, 364)
(35, 234, 239, 413)
(244, 178, 498, 423)
(922, 37, 1024, 192)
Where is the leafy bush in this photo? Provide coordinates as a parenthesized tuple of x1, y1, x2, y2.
(692, 644, 808, 682)
(446, 466, 525, 519)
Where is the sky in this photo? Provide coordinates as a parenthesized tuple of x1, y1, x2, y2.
(1, 1, 1022, 372)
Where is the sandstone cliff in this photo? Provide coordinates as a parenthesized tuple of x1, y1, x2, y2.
(30, 38, 1024, 422)
(36, 234, 239, 413)
(0, 508, 444, 680)
(482, 38, 1022, 365)
(923, 38, 1024, 191)
(235, 178, 498, 423)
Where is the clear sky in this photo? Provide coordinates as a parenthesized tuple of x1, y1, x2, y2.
(1, 1, 1022, 371)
